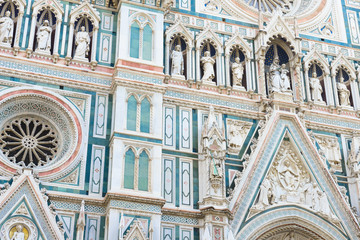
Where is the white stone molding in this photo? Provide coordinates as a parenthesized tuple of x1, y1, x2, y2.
(26, 0, 63, 61)
(303, 48, 333, 105)
(165, 18, 194, 80)
(66, 0, 100, 69)
(224, 31, 252, 90)
(330, 54, 357, 108)
(195, 26, 223, 85)
(0, 0, 26, 54)
(123, 219, 148, 240)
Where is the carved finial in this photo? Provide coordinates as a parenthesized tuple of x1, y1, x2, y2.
(202, 223, 212, 240)
(118, 211, 125, 240)
(76, 200, 86, 240)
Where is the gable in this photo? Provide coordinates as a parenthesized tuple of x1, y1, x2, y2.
(229, 112, 360, 239)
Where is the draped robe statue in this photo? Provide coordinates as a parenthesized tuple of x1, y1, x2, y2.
(269, 58, 282, 92)
(201, 51, 215, 82)
(36, 20, 52, 52)
(74, 26, 90, 60)
(0, 11, 13, 45)
(11, 225, 25, 240)
(171, 44, 184, 76)
(337, 77, 350, 106)
(310, 72, 324, 102)
(232, 57, 244, 86)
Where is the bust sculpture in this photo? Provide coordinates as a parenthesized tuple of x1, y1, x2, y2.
(0, 11, 13, 45)
(201, 51, 215, 82)
(36, 20, 52, 53)
(232, 57, 244, 86)
(11, 225, 25, 240)
(171, 45, 184, 76)
(74, 26, 90, 60)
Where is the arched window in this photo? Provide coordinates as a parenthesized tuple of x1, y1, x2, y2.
(143, 24, 152, 61)
(127, 95, 137, 131)
(138, 151, 149, 191)
(129, 14, 153, 61)
(124, 148, 135, 189)
(130, 22, 140, 58)
(140, 97, 150, 133)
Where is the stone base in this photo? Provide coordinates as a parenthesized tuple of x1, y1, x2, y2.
(232, 85, 246, 91)
(313, 100, 326, 106)
(73, 56, 89, 63)
(270, 91, 293, 102)
(35, 49, 51, 55)
(201, 80, 216, 86)
(171, 74, 185, 80)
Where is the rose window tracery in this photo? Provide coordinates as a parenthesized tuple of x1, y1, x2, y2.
(0, 117, 59, 167)
(244, 0, 295, 13)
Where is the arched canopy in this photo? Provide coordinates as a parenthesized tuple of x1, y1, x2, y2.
(69, 0, 100, 29)
(165, 19, 193, 48)
(303, 48, 330, 75)
(0, 0, 25, 14)
(331, 54, 356, 80)
(225, 31, 252, 59)
(129, 11, 155, 29)
(195, 26, 222, 54)
(32, 0, 63, 20)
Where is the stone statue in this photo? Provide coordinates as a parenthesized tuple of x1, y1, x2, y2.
(319, 191, 331, 215)
(278, 160, 299, 191)
(201, 51, 215, 82)
(303, 182, 317, 208)
(309, 72, 323, 102)
(337, 77, 350, 106)
(36, 20, 52, 52)
(269, 58, 282, 92)
(171, 44, 184, 76)
(11, 225, 25, 240)
(0, 11, 13, 45)
(280, 64, 291, 92)
(257, 178, 272, 208)
(74, 26, 90, 60)
(232, 57, 244, 86)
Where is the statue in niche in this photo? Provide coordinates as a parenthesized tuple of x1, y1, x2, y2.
(269, 58, 282, 92)
(36, 20, 52, 52)
(303, 182, 317, 208)
(280, 64, 291, 91)
(0, 11, 13, 45)
(201, 51, 215, 82)
(316, 135, 342, 171)
(171, 45, 184, 76)
(10, 225, 25, 240)
(310, 72, 324, 102)
(74, 26, 90, 60)
(337, 77, 351, 106)
(232, 57, 244, 86)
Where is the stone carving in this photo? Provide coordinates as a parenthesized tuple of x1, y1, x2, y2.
(348, 136, 360, 176)
(232, 57, 244, 86)
(10, 225, 25, 240)
(337, 77, 350, 106)
(74, 26, 90, 60)
(315, 135, 342, 172)
(36, 20, 52, 53)
(252, 140, 338, 221)
(171, 45, 184, 76)
(269, 58, 291, 93)
(283, 231, 295, 240)
(0, 11, 13, 46)
(309, 72, 324, 102)
(227, 119, 252, 154)
(201, 51, 215, 82)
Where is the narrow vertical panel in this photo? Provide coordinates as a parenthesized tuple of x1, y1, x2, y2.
(181, 161, 191, 206)
(179, 0, 190, 10)
(130, 22, 140, 58)
(60, 214, 74, 240)
(124, 149, 135, 189)
(85, 216, 100, 240)
(140, 97, 151, 133)
(163, 227, 174, 240)
(181, 229, 192, 240)
(213, 227, 223, 240)
(127, 95, 137, 131)
(101, 13, 113, 31)
(143, 24, 152, 61)
(164, 106, 175, 148)
(138, 151, 149, 191)
(93, 94, 108, 138)
(100, 33, 112, 63)
(164, 159, 174, 203)
(180, 108, 192, 151)
(90, 145, 105, 195)
(348, 11, 360, 44)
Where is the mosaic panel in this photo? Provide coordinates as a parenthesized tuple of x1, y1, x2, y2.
(163, 227, 174, 240)
(90, 145, 105, 195)
(93, 93, 108, 138)
(180, 108, 192, 151)
(164, 158, 174, 203)
(100, 33, 112, 63)
(161, 215, 199, 225)
(181, 161, 191, 206)
(117, 70, 163, 85)
(164, 106, 175, 148)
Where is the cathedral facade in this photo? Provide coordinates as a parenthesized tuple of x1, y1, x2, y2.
(0, 0, 360, 239)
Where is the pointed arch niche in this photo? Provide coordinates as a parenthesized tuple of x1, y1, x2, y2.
(264, 40, 294, 96)
(303, 49, 332, 106)
(165, 21, 194, 81)
(196, 27, 223, 86)
(66, 1, 100, 70)
(225, 32, 252, 91)
(26, 0, 63, 61)
(331, 55, 360, 110)
(0, 0, 25, 54)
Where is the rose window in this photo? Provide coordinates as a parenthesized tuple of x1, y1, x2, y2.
(243, 0, 295, 13)
(0, 117, 59, 167)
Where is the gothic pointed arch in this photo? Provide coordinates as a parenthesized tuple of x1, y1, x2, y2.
(32, 0, 63, 20)
(69, 0, 100, 29)
(0, 0, 25, 13)
(195, 26, 222, 53)
(123, 219, 148, 240)
(228, 112, 360, 239)
(165, 19, 193, 48)
(303, 48, 330, 75)
(331, 54, 356, 80)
